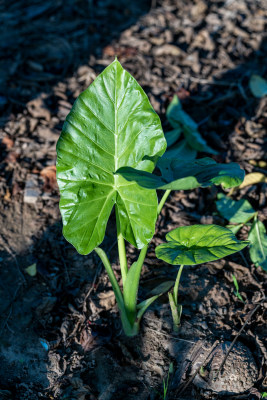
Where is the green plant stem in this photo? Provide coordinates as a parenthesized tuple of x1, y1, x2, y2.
(115, 206, 128, 288)
(95, 247, 137, 335)
(94, 247, 124, 309)
(158, 189, 171, 215)
(118, 233, 128, 286)
(133, 189, 172, 282)
(173, 264, 184, 306)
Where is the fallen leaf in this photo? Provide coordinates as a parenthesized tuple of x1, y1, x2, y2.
(239, 172, 267, 189)
(40, 165, 58, 192)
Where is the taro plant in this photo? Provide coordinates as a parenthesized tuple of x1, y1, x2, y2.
(155, 225, 248, 330)
(56, 59, 248, 337)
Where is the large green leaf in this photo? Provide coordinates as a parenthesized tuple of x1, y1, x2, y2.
(155, 224, 249, 265)
(166, 95, 217, 154)
(248, 218, 267, 271)
(116, 158, 244, 190)
(216, 194, 255, 223)
(56, 59, 166, 254)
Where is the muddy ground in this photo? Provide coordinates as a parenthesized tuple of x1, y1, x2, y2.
(0, 0, 266, 399)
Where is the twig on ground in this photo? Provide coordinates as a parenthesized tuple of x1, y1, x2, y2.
(175, 340, 220, 398)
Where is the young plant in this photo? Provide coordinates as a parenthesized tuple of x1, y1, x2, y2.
(162, 362, 173, 400)
(56, 59, 246, 337)
(232, 274, 245, 303)
(155, 225, 248, 331)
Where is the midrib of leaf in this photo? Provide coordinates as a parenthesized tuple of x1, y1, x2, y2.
(254, 220, 265, 257)
(114, 61, 118, 189)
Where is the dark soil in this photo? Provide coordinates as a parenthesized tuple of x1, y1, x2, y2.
(0, 0, 266, 399)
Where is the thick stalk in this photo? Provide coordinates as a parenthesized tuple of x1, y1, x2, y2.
(94, 247, 124, 309)
(123, 244, 148, 325)
(95, 247, 135, 335)
(133, 189, 172, 284)
(131, 189, 172, 312)
(173, 264, 184, 306)
(157, 189, 171, 215)
(115, 206, 128, 288)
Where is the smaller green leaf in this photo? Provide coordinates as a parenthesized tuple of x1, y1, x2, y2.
(165, 128, 182, 147)
(166, 95, 197, 130)
(117, 158, 245, 191)
(148, 280, 174, 296)
(248, 218, 267, 271)
(249, 75, 267, 98)
(166, 95, 217, 154)
(183, 125, 217, 155)
(162, 139, 197, 160)
(226, 224, 243, 235)
(155, 224, 249, 265)
(216, 194, 256, 224)
(136, 281, 174, 322)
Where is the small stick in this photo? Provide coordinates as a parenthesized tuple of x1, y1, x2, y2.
(175, 340, 220, 398)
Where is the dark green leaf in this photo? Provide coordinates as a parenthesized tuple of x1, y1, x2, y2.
(166, 95, 216, 154)
(155, 224, 249, 265)
(56, 59, 166, 254)
(248, 218, 267, 271)
(165, 128, 182, 147)
(183, 125, 217, 154)
(166, 95, 197, 130)
(216, 194, 255, 223)
(117, 158, 245, 190)
(162, 139, 197, 160)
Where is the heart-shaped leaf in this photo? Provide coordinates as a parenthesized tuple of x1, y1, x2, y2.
(56, 59, 166, 254)
(116, 158, 244, 190)
(155, 224, 249, 265)
(216, 194, 255, 224)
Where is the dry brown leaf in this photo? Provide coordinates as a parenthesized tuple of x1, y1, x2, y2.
(239, 172, 267, 189)
(40, 165, 58, 192)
